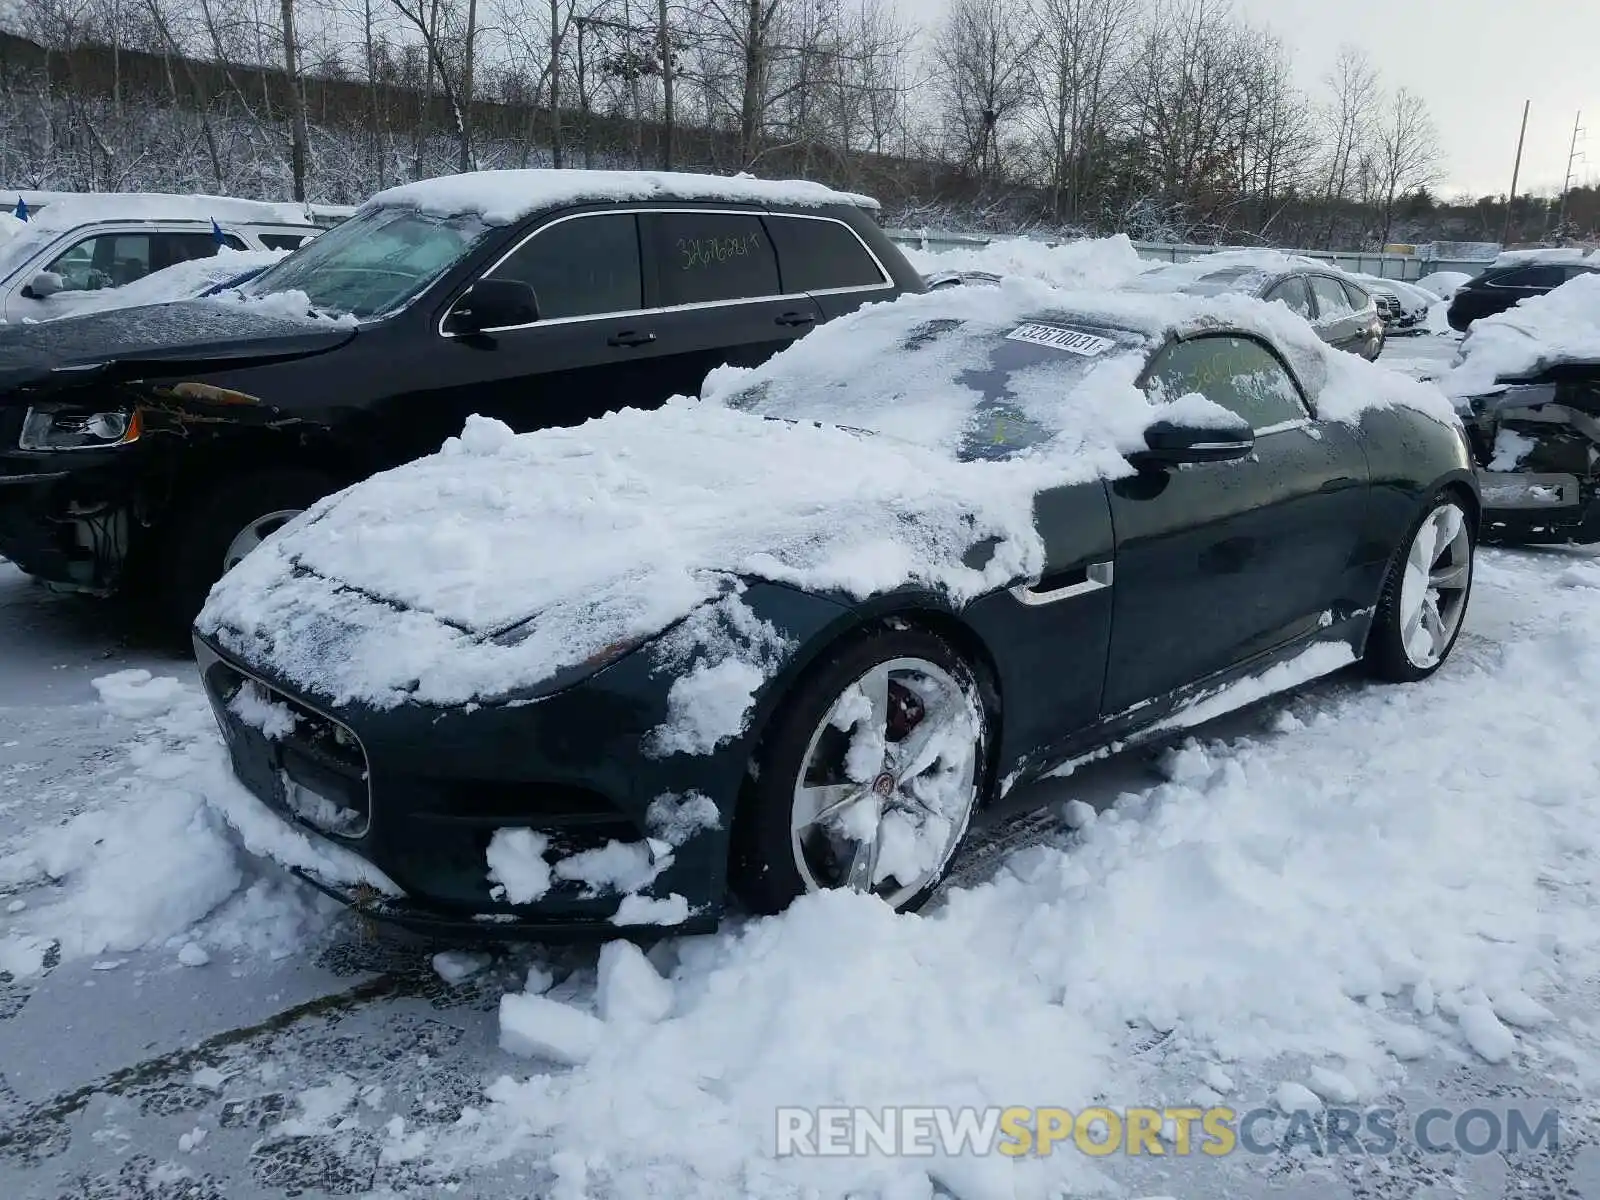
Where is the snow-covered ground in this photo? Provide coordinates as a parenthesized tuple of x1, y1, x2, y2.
(6, 508, 1600, 1200)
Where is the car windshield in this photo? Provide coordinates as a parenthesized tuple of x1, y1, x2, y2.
(235, 206, 490, 319)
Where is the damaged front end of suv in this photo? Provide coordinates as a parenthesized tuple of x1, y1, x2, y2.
(1457, 367, 1600, 544)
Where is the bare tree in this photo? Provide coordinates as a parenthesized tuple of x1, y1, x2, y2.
(933, 0, 1035, 182)
(1373, 86, 1440, 245)
(1318, 44, 1379, 246)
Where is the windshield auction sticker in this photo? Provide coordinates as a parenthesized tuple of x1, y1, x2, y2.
(1006, 323, 1115, 356)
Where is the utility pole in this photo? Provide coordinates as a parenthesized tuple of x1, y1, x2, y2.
(1502, 99, 1530, 248)
(1556, 111, 1585, 243)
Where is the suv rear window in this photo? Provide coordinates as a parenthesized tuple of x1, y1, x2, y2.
(765, 215, 887, 293)
(650, 211, 780, 306)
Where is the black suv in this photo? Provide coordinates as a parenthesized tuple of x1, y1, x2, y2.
(0, 170, 920, 630)
(1447, 258, 1600, 330)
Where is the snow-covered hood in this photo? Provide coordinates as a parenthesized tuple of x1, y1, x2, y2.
(197, 404, 1056, 710)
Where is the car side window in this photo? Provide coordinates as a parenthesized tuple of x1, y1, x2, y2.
(259, 233, 313, 251)
(44, 233, 153, 290)
(158, 232, 236, 269)
(491, 213, 643, 320)
(1340, 279, 1370, 310)
(1145, 335, 1308, 432)
(651, 211, 780, 306)
(1264, 276, 1313, 318)
(764, 215, 888, 293)
(1492, 265, 1565, 288)
(1308, 275, 1352, 318)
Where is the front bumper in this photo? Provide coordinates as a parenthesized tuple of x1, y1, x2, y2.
(0, 438, 149, 590)
(193, 634, 746, 938)
(1478, 469, 1600, 544)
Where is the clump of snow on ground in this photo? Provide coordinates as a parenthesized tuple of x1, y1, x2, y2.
(1444, 271, 1600, 394)
(0, 671, 385, 971)
(902, 234, 1144, 290)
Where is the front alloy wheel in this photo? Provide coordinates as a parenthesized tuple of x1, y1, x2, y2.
(1365, 494, 1474, 681)
(732, 630, 988, 914)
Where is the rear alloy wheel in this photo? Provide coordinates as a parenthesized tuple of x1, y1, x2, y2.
(732, 630, 988, 915)
(1364, 494, 1474, 681)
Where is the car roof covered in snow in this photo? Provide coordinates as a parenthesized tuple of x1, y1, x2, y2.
(361, 169, 879, 226)
(6, 190, 321, 231)
(1489, 247, 1600, 270)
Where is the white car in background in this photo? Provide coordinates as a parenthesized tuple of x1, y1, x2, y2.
(0, 192, 330, 322)
(1350, 273, 1441, 334)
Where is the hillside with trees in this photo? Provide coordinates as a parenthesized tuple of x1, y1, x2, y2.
(1, 0, 1594, 248)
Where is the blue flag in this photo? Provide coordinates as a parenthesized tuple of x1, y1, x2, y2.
(212, 218, 224, 245)
(13, 196, 26, 221)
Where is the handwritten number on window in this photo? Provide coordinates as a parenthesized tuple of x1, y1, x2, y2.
(678, 233, 762, 271)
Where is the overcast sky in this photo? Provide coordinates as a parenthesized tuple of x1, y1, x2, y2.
(897, 0, 1598, 198)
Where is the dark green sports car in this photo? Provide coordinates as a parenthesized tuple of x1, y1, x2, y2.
(194, 280, 1478, 938)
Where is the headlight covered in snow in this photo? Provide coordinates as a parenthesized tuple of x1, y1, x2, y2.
(18, 405, 142, 451)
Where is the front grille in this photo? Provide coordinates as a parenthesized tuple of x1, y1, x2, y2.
(211, 658, 373, 839)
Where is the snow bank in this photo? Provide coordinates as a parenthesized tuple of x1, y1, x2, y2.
(902, 234, 1145, 290)
(1442, 271, 1600, 395)
(10, 189, 319, 230)
(0, 670, 387, 972)
(200, 277, 1457, 711)
(1415, 270, 1473, 301)
(366, 169, 876, 226)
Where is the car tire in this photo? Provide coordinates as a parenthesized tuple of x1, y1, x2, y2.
(1363, 491, 1475, 683)
(729, 626, 990, 917)
(149, 467, 334, 641)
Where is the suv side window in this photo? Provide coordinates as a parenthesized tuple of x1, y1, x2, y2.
(258, 233, 314, 251)
(492, 212, 643, 320)
(764, 215, 888, 292)
(159, 232, 241, 267)
(1264, 276, 1313, 318)
(651, 211, 780, 306)
(1308, 274, 1353, 318)
(1492, 265, 1566, 288)
(45, 233, 153, 290)
(1145, 335, 1308, 431)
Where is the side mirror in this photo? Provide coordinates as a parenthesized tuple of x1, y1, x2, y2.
(21, 271, 63, 300)
(1130, 418, 1255, 469)
(447, 279, 539, 335)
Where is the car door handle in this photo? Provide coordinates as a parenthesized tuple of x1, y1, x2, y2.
(775, 311, 817, 327)
(1010, 560, 1114, 606)
(607, 329, 656, 348)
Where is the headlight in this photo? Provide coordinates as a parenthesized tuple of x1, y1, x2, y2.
(18, 406, 142, 451)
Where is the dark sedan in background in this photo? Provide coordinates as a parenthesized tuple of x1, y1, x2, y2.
(194, 285, 1477, 939)
(1448, 257, 1600, 331)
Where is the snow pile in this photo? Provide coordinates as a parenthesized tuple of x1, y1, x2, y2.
(902, 234, 1145, 290)
(0, 669, 388, 972)
(1415, 270, 1473, 301)
(367, 168, 876, 226)
(201, 277, 1457, 710)
(1442, 270, 1600, 395)
(38, 247, 286, 320)
(409, 551, 1600, 1199)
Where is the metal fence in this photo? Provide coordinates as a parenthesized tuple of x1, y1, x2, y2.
(885, 228, 1496, 282)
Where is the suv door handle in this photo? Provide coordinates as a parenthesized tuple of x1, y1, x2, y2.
(775, 311, 817, 327)
(607, 329, 656, 347)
